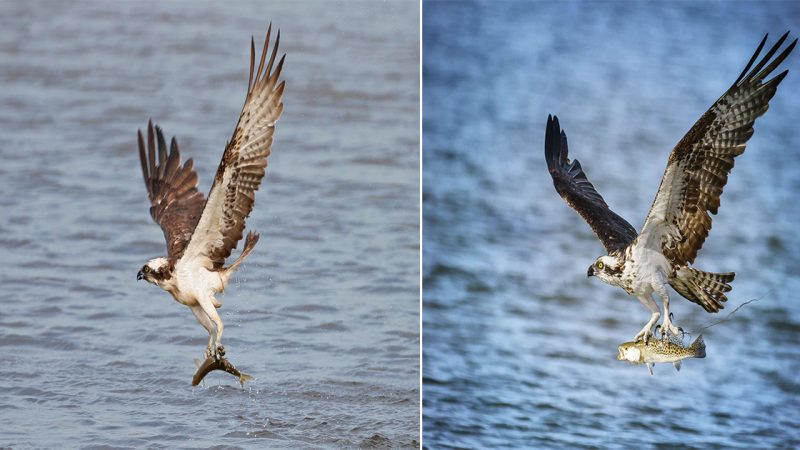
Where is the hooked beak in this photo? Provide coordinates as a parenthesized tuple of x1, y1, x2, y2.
(137, 270, 143, 281)
(587, 266, 594, 277)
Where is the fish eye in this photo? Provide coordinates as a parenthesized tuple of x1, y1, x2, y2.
(597, 261, 604, 269)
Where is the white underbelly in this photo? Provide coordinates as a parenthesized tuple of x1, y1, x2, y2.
(172, 292, 198, 307)
(170, 262, 225, 306)
(626, 245, 670, 296)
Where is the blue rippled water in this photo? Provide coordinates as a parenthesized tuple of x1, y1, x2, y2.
(423, 1, 800, 448)
(0, 1, 419, 448)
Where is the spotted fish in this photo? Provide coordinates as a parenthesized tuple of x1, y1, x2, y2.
(617, 334, 706, 375)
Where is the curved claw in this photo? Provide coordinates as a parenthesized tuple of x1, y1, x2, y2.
(634, 328, 654, 344)
(203, 343, 226, 361)
(662, 317, 681, 340)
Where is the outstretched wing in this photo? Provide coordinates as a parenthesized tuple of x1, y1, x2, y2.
(138, 120, 206, 262)
(181, 24, 285, 270)
(640, 32, 796, 266)
(545, 115, 638, 253)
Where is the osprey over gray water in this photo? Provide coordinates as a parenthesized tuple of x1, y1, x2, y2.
(136, 25, 285, 363)
(546, 32, 795, 343)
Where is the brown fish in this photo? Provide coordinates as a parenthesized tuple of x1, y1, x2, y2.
(192, 356, 253, 387)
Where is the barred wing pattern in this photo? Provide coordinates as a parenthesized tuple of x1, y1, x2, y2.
(138, 120, 206, 262)
(545, 115, 638, 253)
(182, 25, 285, 270)
(640, 33, 796, 265)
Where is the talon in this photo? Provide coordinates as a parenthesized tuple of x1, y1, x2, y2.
(661, 313, 681, 340)
(634, 328, 653, 344)
(215, 344, 225, 359)
(668, 323, 680, 338)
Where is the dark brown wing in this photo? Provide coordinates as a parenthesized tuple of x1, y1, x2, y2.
(545, 115, 638, 253)
(138, 120, 206, 261)
(640, 32, 796, 265)
(182, 24, 285, 270)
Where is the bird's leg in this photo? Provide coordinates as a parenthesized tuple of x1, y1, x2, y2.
(655, 279, 680, 339)
(634, 295, 660, 343)
(198, 296, 225, 360)
(190, 305, 217, 360)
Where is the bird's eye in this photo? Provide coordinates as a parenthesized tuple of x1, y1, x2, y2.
(597, 261, 604, 269)
(143, 266, 151, 273)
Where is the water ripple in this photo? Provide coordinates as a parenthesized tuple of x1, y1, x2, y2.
(0, 1, 419, 448)
(424, 1, 800, 448)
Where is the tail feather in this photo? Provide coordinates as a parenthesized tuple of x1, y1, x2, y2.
(239, 231, 260, 261)
(225, 231, 260, 272)
(670, 267, 734, 313)
(690, 334, 706, 359)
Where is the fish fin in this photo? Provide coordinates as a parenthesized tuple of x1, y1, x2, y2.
(647, 363, 653, 375)
(194, 358, 203, 369)
(239, 372, 254, 387)
(674, 360, 681, 372)
(691, 334, 706, 359)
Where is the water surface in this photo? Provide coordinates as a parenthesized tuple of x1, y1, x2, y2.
(0, 1, 420, 448)
(423, 1, 800, 448)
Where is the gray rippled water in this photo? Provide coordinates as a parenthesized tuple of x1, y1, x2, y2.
(424, 1, 800, 449)
(0, 1, 419, 448)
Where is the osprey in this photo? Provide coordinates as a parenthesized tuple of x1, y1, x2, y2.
(546, 33, 795, 342)
(136, 25, 285, 360)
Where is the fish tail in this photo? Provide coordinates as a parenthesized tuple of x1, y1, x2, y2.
(690, 334, 706, 359)
(239, 372, 254, 386)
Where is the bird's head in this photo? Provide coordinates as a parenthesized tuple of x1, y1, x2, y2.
(137, 257, 171, 286)
(587, 255, 623, 286)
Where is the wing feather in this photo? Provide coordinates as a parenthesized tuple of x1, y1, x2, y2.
(545, 115, 638, 253)
(138, 120, 206, 262)
(640, 33, 795, 265)
(182, 24, 285, 269)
